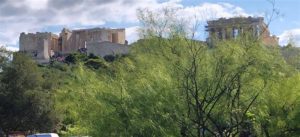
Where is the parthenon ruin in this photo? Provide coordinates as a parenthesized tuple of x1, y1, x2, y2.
(205, 17, 279, 46)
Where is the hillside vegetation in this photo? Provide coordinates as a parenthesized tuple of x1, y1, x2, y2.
(1, 37, 300, 137)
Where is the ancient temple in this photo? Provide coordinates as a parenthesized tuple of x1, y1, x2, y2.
(205, 17, 279, 46)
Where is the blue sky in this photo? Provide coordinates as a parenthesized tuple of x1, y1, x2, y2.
(0, 0, 299, 51)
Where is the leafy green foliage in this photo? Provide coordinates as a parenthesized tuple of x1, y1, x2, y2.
(65, 53, 87, 64)
(84, 58, 108, 69)
(0, 38, 299, 137)
(281, 46, 300, 70)
(48, 37, 300, 137)
(0, 53, 58, 133)
(0, 46, 12, 71)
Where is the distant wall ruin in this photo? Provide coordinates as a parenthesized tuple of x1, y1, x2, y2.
(59, 28, 126, 54)
(19, 32, 58, 63)
(19, 27, 126, 63)
(87, 41, 129, 57)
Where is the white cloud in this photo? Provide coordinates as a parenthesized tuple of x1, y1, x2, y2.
(279, 29, 300, 46)
(137, 2, 254, 41)
(0, 43, 19, 51)
(126, 26, 140, 44)
(25, 0, 48, 10)
(0, 0, 162, 46)
(177, 3, 250, 22)
(5, 46, 19, 51)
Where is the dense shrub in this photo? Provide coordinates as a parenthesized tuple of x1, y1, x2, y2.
(84, 58, 108, 69)
(65, 53, 87, 64)
(50, 61, 69, 71)
(88, 53, 100, 59)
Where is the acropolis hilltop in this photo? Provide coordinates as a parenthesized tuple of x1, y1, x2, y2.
(19, 16, 279, 63)
(19, 27, 129, 63)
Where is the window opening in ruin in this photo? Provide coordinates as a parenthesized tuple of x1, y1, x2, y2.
(240, 27, 243, 35)
(256, 25, 260, 36)
(233, 28, 239, 38)
(32, 51, 38, 57)
(217, 29, 222, 39)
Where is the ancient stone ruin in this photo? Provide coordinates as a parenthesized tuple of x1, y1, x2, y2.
(19, 17, 279, 63)
(19, 28, 128, 63)
(205, 17, 279, 46)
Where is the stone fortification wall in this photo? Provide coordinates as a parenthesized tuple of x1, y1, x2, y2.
(60, 28, 126, 53)
(19, 32, 58, 62)
(19, 27, 127, 63)
(86, 41, 129, 57)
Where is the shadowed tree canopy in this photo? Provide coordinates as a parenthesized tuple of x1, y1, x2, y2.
(0, 53, 58, 134)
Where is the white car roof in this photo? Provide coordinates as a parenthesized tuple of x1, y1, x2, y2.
(27, 133, 59, 137)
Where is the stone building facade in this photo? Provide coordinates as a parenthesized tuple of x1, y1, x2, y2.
(87, 41, 130, 57)
(19, 28, 127, 63)
(19, 32, 59, 63)
(59, 28, 126, 54)
(205, 17, 279, 46)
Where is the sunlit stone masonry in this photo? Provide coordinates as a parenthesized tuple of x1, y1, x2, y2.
(19, 28, 129, 63)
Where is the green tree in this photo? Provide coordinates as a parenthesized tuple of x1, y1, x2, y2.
(281, 46, 300, 70)
(0, 46, 12, 71)
(0, 53, 57, 134)
(50, 5, 300, 137)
